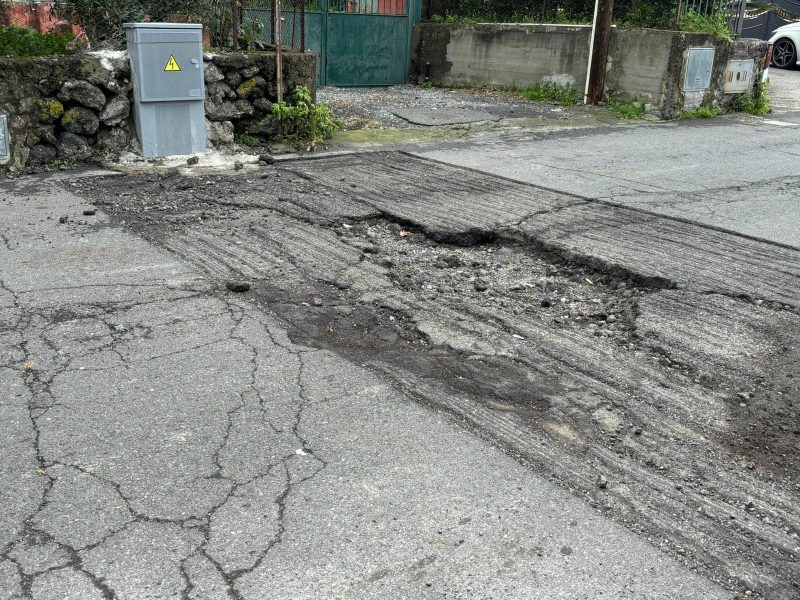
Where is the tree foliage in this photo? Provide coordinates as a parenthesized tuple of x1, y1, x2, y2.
(426, 0, 730, 30)
(0, 25, 75, 57)
(54, 0, 221, 44)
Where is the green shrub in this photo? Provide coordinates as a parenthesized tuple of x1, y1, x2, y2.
(55, 0, 206, 43)
(732, 78, 771, 116)
(619, 0, 675, 29)
(234, 133, 261, 148)
(429, 14, 480, 23)
(428, 11, 589, 24)
(427, 0, 674, 27)
(0, 26, 74, 57)
(680, 10, 732, 40)
(678, 105, 724, 119)
(521, 81, 582, 106)
(272, 86, 341, 149)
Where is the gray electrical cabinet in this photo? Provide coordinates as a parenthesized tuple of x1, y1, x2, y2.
(124, 23, 206, 157)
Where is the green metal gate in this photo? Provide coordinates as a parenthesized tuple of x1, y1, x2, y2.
(246, 0, 421, 86)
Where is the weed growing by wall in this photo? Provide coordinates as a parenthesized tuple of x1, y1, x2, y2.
(272, 86, 341, 149)
(521, 81, 582, 106)
(679, 105, 725, 119)
(732, 78, 771, 116)
(608, 98, 646, 119)
(234, 133, 261, 147)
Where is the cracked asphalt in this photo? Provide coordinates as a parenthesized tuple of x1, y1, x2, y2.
(0, 170, 741, 600)
(1, 111, 799, 599)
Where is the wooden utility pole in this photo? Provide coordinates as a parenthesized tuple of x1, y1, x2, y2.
(585, 0, 614, 104)
(232, 0, 240, 50)
(300, 0, 306, 52)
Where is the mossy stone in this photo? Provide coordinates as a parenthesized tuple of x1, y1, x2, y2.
(60, 108, 78, 126)
(36, 98, 64, 123)
(236, 77, 265, 99)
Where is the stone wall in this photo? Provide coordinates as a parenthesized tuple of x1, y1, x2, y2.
(0, 52, 134, 171)
(204, 52, 316, 147)
(0, 50, 316, 171)
(412, 24, 769, 117)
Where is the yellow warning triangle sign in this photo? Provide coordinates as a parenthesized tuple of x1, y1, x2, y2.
(164, 55, 181, 72)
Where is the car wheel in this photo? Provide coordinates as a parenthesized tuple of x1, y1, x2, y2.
(772, 38, 797, 69)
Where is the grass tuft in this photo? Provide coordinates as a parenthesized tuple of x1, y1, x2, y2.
(520, 81, 582, 106)
(234, 133, 261, 148)
(49, 158, 76, 170)
(732, 78, 771, 116)
(678, 106, 725, 119)
(607, 99, 646, 120)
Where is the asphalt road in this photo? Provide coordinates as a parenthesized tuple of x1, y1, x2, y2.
(416, 108, 800, 248)
(0, 172, 735, 599)
(2, 87, 799, 600)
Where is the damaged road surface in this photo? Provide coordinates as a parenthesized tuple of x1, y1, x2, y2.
(1, 153, 798, 599)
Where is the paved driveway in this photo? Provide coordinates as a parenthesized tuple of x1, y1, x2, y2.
(768, 67, 800, 124)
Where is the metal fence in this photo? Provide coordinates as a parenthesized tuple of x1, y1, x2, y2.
(241, 0, 409, 49)
(242, 0, 308, 50)
(218, 0, 301, 50)
(742, 10, 798, 39)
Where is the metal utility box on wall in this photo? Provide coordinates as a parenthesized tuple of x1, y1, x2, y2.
(723, 59, 755, 93)
(683, 47, 715, 92)
(124, 23, 206, 157)
(0, 115, 9, 164)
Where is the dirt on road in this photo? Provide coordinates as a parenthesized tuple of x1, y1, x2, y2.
(75, 152, 800, 599)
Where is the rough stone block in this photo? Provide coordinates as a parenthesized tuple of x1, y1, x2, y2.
(57, 132, 92, 160)
(61, 107, 99, 135)
(59, 80, 107, 110)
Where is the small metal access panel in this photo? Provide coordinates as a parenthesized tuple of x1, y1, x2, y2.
(723, 59, 755, 93)
(684, 47, 715, 92)
(0, 115, 10, 163)
(124, 23, 206, 158)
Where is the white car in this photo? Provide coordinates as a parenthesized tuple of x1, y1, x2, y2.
(769, 22, 800, 69)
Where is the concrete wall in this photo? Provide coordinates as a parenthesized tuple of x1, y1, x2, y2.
(412, 23, 591, 90)
(604, 28, 675, 111)
(413, 23, 769, 118)
(607, 29, 768, 118)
